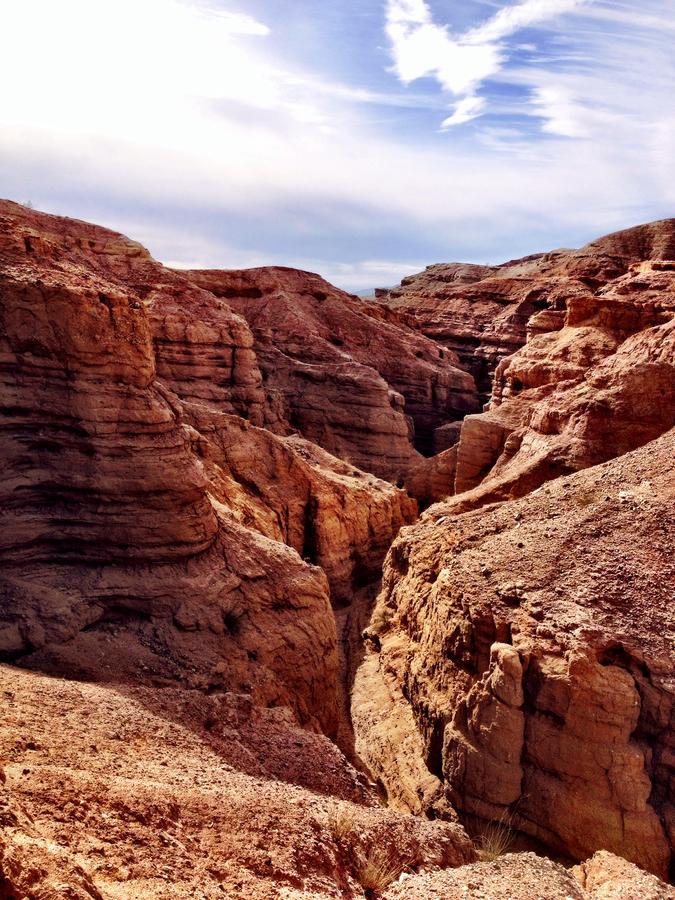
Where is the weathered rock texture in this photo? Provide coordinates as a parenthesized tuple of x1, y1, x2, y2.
(399, 252, 675, 507)
(0, 200, 413, 738)
(354, 430, 675, 878)
(378, 220, 675, 406)
(3, 201, 675, 897)
(0, 664, 476, 899)
(188, 267, 478, 476)
(385, 852, 675, 899)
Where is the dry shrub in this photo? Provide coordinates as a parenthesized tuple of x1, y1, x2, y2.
(477, 811, 514, 861)
(328, 805, 358, 844)
(357, 843, 408, 894)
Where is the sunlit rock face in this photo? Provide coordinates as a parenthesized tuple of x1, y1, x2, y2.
(377, 219, 675, 405)
(188, 266, 478, 476)
(0, 201, 404, 738)
(2, 201, 674, 896)
(354, 429, 675, 878)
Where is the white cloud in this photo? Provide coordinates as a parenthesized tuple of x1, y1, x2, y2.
(466, 0, 586, 44)
(441, 96, 486, 129)
(385, 0, 502, 95)
(0, 0, 673, 290)
(530, 86, 588, 137)
(384, 0, 587, 127)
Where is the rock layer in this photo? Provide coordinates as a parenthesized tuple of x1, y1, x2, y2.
(401, 253, 675, 507)
(377, 219, 675, 405)
(189, 267, 478, 476)
(354, 431, 675, 877)
(0, 201, 413, 737)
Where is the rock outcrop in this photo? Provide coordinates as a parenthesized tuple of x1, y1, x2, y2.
(0, 201, 413, 738)
(377, 220, 675, 405)
(399, 252, 675, 507)
(2, 201, 674, 898)
(354, 430, 675, 877)
(189, 267, 478, 476)
(0, 664, 476, 899)
(384, 852, 675, 899)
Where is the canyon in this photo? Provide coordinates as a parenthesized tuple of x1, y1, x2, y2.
(0, 200, 673, 898)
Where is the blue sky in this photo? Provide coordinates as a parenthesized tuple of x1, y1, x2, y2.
(1, 0, 674, 289)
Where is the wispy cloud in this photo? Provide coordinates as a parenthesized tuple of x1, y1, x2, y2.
(385, 0, 587, 127)
(441, 96, 486, 129)
(466, 0, 586, 43)
(0, 0, 673, 290)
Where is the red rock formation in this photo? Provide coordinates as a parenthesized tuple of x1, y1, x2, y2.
(394, 249, 674, 508)
(384, 852, 674, 898)
(0, 664, 476, 899)
(3, 201, 674, 896)
(188, 267, 478, 476)
(0, 201, 413, 737)
(446, 261, 675, 507)
(354, 430, 675, 877)
(377, 220, 675, 407)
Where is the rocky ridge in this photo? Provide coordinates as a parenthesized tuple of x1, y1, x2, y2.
(354, 430, 675, 879)
(377, 219, 675, 408)
(189, 267, 478, 476)
(0, 200, 418, 733)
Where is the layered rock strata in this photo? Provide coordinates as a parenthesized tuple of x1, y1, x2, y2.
(0, 201, 413, 737)
(188, 267, 478, 476)
(401, 255, 675, 507)
(354, 431, 675, 878)
(378, 219, 675, 405)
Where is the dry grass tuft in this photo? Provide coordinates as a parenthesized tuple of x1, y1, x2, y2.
(328, 805, 358, 844)
(357, 844, 408, 894)
(477, 812, 514, 861)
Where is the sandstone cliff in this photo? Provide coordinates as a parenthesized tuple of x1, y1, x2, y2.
(0, 200, 413, 738)
(2, 202, 674, 898)
(188, 267, 478, 476)
(402, 255, 675, 506)
(378, 219, 675, 408)
(354, 430, 675, 878)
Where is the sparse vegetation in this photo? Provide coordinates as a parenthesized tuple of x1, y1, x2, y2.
(575, 488, 599, 508)
(328, 804, 357, 844)
(477, 811, 515, 861)
(368, 604, 392, 636)
(357, 843, 409, 894)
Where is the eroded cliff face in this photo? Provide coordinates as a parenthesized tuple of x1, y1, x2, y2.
(0, 201, 413, 740)
(377, 219, 675, 407)
(2, 202, 674, 898)
(402, 256, 675, 507)
(354, 431, 675, 878)
(188, 267, 478, 475)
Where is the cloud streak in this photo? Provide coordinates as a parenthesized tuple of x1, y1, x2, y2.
(385, 0, 587, 127)
(0, 0, 673, 289)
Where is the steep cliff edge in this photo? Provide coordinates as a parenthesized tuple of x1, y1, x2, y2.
(0, 201, 413, 738)
(2, 202, 674, 897)
(377, 219, 675, 407)
(400, 253, 675, 507)
(354, 431, 675, 878)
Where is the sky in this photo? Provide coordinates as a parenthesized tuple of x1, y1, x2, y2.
(0, 0, 674, 290)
